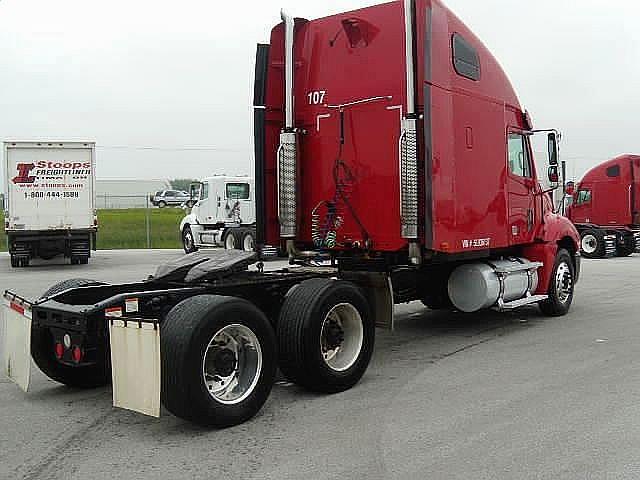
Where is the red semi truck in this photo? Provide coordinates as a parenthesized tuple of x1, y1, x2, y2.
(567, 155, 640, 258)
(2, 0, 580, 427)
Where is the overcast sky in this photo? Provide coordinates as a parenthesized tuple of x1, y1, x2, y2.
(1, 0, 639, 186)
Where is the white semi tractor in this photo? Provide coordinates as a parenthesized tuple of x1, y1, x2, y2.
(180, 175, 257, 253)
(3, 141, 97, 267)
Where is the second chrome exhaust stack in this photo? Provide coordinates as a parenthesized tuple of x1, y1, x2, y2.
(401, 0, 421, 264)
(278, 10, 299, 249)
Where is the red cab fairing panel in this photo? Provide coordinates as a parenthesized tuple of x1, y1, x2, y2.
(262, 0, 535, 255)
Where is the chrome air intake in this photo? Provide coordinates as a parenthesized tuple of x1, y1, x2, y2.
(277, 131, 298, 238)
(278, 10, 299, 239)
(400, 117, 418, 239)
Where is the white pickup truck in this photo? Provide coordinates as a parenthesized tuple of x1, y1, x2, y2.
(179, 175, 256, 253)
(3, 141, 97, 267)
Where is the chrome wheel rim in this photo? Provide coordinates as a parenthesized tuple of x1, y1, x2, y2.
(320, 303, 364, 372)
(581, 234, 598, 254)
(183, 229, 194, 251)
(555, 261, 573, 304)
(243, 234, 254, 252)
(202, 324, 262, 405)
(225, 234, 236, 250)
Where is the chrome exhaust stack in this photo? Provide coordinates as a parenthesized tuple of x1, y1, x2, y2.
(278, 10, 299, 253)
(400, 0, 421, 264)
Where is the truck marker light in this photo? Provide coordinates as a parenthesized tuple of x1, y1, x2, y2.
(55, 343, 64, 359)
(9, 302, 25, 315)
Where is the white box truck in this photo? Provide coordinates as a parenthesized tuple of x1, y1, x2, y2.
(3, 141, 97, 267)
(179, 175, 257, 252)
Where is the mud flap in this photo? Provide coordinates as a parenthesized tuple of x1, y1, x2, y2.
(109, 319, 161, 417)
(1, 298, 32, 392)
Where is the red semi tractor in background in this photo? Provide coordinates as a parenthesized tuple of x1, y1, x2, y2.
(2, 0, 580, 428)
(567, 155, 640, 258)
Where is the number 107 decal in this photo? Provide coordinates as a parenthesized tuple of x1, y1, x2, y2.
(307, 90, 327, 105)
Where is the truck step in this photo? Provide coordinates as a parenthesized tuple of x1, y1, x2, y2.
(496, 295, 548, 311)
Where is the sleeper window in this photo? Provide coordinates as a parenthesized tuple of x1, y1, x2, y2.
(452, 34, 480, 81)
(606, 165, 620, 177)
(226, 183, 250, 200)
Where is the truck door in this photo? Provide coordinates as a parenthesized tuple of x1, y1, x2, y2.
(196, 182, 215, 224)
(506, 132, 537, 245)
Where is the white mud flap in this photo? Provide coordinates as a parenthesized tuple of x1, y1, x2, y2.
(1, 297, 32, 392)
(109, 319, 161, 418)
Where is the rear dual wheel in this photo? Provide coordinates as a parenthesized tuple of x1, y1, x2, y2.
(10, 255, 29, 268)
(616, 232, 635, 257)
(161, 295, 277, 427)
(223, 229, 255, 252)
(277, 279, 375, 393)
(32, 278, 110, 388)
(580, 229, 604, 258)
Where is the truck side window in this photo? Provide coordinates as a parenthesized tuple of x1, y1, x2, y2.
(576, 189, 591, 204)
(452, 34, 480, 81)
(606, 165, 620, 177)
(226, 183, 250, 200)
(200, 184, 209, 200)
(507, 133, 531, 178)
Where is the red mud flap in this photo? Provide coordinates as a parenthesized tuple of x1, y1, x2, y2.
(108, 318, 161, 418)
(1, 292, 33, 392)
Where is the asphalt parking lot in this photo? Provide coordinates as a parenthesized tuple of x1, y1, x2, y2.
(2, 250, 640, 479)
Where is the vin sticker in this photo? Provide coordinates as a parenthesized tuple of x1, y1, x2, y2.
(462, 238, 491, 249)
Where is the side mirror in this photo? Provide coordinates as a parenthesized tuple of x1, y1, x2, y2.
(548, 132, 559, 165)
(548, 165, 559, 184)
(189, 183, 200, 200)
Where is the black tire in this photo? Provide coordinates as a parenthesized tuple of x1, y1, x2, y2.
(161, 295, 277, 427)
(580, 229, 605, 258)
(10, 255, 20, 268)
(32, 278, 111, 388)
(157, 200, 167, 208)
(616, 232, 635, 257)
(223, 229, 237, 250)
(182, 225, 198, 254)
(240, 229, 255, 252)
(539, 248, 575, 317)
(277, 279, 374, 393)
(71, 256, 89, 265)
(39, 249, 58, 260)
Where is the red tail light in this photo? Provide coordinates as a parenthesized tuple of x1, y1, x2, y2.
(72, 346, 83, 363)
(55, 343, 64, 359)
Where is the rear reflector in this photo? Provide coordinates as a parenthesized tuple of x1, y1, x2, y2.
(72, 346, 83, 363)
